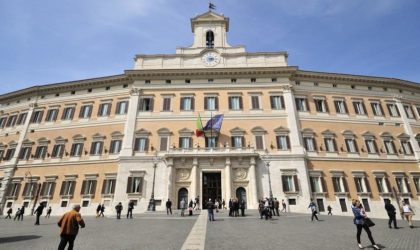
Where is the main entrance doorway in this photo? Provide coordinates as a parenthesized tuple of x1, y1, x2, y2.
(202, 172, 222, 208)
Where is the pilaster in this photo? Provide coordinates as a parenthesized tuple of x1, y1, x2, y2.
(120, 88, 141, 156)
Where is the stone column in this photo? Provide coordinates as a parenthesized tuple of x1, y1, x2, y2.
(225, 157, 232, 201)
(0, 103, 35, 214)
(166, 158, 174, 202)
(248, 157, 259, 207)
(120, 88, 141, 156)
(191, 158, 198, 200)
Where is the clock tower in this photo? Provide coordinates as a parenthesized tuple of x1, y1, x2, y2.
(189, 11, 231, 49)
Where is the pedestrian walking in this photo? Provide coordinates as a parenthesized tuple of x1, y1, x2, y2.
(96, 204, 101, 218)
(5, 208, 12, 219)
(195, 196, 200, 210)
(233, 199, 239, 217)
(166, 199, 172, 215)
(215, 200, 219, 213)
(351, 200, 380, 249)
(14, 208, 21, 221)
(281, 199, 287, 213)
(384, 200, 397, 229)
(263, 198, 271, 220)
(269, 198, 275, 217)
(18, 205, 25, 221)
(222, 199, 226, 209)
(240, 199, 246, 217)
(206, 199, 215, 222)
(188, 199, 194, 216)
(259, 200, 265, 219)
(115, 202, 123, 219)
(180, 198, 186, 217)
(274, 198, 280, 216)
(308, 200, 319, 221)
(401, 201, 415, 229)
(127, 201, 134, 219)
(99, 204, 105, 217)
(327, 205, 333, 215)
(46, 206, 52, 218)
(228, 199, 233, 217)
(34, 203, 45, 225)
(57, 204, 85, 250)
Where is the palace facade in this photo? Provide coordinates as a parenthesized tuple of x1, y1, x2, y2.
(0, 11, 419, 218)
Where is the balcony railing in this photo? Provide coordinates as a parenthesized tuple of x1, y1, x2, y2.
(164, 146, 259, 157)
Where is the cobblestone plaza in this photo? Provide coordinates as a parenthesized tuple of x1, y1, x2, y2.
(0, 210, 419, 250)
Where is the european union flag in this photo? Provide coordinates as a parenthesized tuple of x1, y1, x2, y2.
(204, 114, 224, 131)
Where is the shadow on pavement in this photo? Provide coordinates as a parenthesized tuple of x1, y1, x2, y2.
(0, 235, 42, 244)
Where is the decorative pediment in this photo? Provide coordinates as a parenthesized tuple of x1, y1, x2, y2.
(397, 133, 410, 140)
(0, 143, 6, 150)
(380, 132, 393, 139)
(178, 128, 194, 136)
(111, 131, 124, 139)
(321, 130, 336, 138)
(8, 141, 17, 147)
(22, 139, 34, 146)
(92, 133, 105, 141)
(342, 130, 356, 139)
(37, 137, 50, 144)
(230, 127, 246, 136)
(362, 131, 376, 139)
(302, 128, 315, 136)
(72, 134, 86, 142)
(157, 128, 172, 136)
(135, 129, 151, 137)
(191, 11, 229, 31)
(251, 126, 267, 135)
(274, 126, 290, 135)
(55, 136, 68, 144)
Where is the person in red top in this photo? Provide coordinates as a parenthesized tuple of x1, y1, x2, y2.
(57, 204, 85, 250)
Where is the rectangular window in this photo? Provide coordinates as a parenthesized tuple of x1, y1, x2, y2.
(276, 135, 290, 150)
(162, 98, 171, 111)
(404, 105, 415, 119)
(413, 177, 420, 193)
(6, 183, 21, 197)
(17, 112, 28, 125)
(98, 103, 112, 117)
(40, 182, 56, 197)
(375, 178, 385, 193)
(295, 98, 309, 112)
(345, 139, 358, 153)
(310, 177, 322, 193)
(314, 99, 328, 113)
(384, 140, 396, 154)
(332, 177, 342, 193)
(139, 98, 154, 111)
(134, 138, 148, 152)
(109, 140, 122, 154)
(365, 139, 378, 154)
(324, 138, 336, 152)
(0, 117, 7, 128)
(354, 177, 365, 193)
(126, 177, 143, 194)
(79, 105, 93, 119)
(61, 107, 75, 120)
(115, 101, 128, 115)
(255, 135, 264, 150)
(45, 109, 59, 122)
(205, 137, 217, 148)
(231, 136, 244, 148)
(371, 102, 384, 116)
(159, 137, 168, 151)
(353, 101, 366, 115)
(90, 141, 103, 155)
(6, 115, 17, 127)
(387, 103, 400, 117)
(4, 148, 16, 161)
(180, 97, 194, 111)
(70, 143, 84, 157)
(204, 96, 218, 110)
(416, 107, 420, 119)
(34, 146, 48, 159)
(59, 180, 76, 196)
(101, 179, 116, 195)
(228, 96, 243, 110)
(317, 199, 325, 212)
(304, 137, 316, 152)
(51, 144, 65, 158)
(270, 96, 285, 110)
(334, 100, 347, 114)
(282, 175, 299, 192)
(339, 198, 348, 212)
(362, 198, 371, 212)
(250, 96, 260, 110)
(401, 141, 413, 155)
(18, 147, 32, 160)
(395, 177, 410, 193)
(22, 182, 38, 197)
(81, 180, 97, 195)
(31, 110, 44, 123)
(179, 137, 192, 149)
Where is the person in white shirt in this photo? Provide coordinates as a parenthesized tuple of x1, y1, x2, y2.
(401, 201, 415, 228)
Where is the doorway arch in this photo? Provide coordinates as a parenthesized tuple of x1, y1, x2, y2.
(178, 188, 188, 209)
(236, 187, 247, 207)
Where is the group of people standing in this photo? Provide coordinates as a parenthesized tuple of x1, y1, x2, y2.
(258, 197, 285, 220)
(228, 198, 246, 217)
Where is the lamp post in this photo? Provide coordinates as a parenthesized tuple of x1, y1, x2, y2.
(147, 151, 158, 211)
(260, 149, 273, 199)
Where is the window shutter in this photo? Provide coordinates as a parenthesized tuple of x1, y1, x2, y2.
(109, 141, 115, 154)
(139, 177, 144, 193)
(40, 182, 47, 196)
(134, 138, 139, 151)
(324, 101, 329, 113)
(241, 137, 245, 148)
(115, 102, 121, 114)
(354, 140, 359, 152)
(391, 142, 397, 154)
(215, 97, 219, 110)
(110, 179, 116, 194)
(379, 104, 384, 116)
(81, 180, 86, 195)
(99, 142, 103, 155)
(144, 139, 149, 152)
(334, 101, 339, 113)
(138, 99, 144, 111)
(178, 137, 182, 148)
(107, 104, 111, 115)
(286, 136, 291, 150)
(79, 106, 85, 118)
(395, 106, 400, 116)
(22, 183, 29, 196)
(293, 175, 300, 192)
(180, 97, 184, 110)
(69, 181, 76, 195)
(160, 137, 168, 151)
(124, 102, 129, 113)
(50, 182, 56, 197)
(90, 143, 95, 155)
(333, 139, 338, 152)
(126, 177, 132, 193)
(97, 104, 103, 116)
(280, 96, 285, 109)
(281, 176, 288, 192)
(239, 97, 243, 109)
(373, 141, 379, 154)
(270, 96, 275, 109)
(101, 180, 107, 194)
(352, 102, 358, 114)
(276, 136, 280, 149)
(361, 103, 366, 114)
(91, 180, 97, 195)
(60, 182, 66, 195)
(228, 97, 232, 109)
(305, 99, 309, 111)
(255, 136, 263, 150)
(191, 97, 195, 110)
(70, 144, 76, 156)
(231, 137, 235, 147)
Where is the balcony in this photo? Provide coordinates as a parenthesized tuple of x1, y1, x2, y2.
(165, 147, 259, 158)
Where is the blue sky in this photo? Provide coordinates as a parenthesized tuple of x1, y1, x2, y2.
(1, 0, 420, 95)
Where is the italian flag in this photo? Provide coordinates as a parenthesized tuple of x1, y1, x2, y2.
(196, 113, 204, 137)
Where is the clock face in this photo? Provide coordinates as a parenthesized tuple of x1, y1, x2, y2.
(202, 52, 220, 67)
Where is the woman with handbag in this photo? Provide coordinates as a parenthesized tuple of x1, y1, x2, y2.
(351, 200, 380, 250)
(401, 201, 415, 228)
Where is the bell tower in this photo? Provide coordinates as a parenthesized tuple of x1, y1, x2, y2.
(189, 11, 231, 48)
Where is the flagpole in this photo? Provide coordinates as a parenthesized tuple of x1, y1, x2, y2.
(210, 111, 213, 147)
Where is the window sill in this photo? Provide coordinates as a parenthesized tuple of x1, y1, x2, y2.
(60, 195, 73, 199)
(334, 192, 349, 197)
(399, 192, 412, 197)
(102, 194, 114, 198)
(284, 191, 299, 195)
(41, 195, 53, 199)
(357, 192, 371, 197)
(127, 193, 142, 198)
(82, 194, 94, 199)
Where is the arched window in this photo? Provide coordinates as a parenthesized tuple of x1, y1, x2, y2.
(206, 30, 214, 48)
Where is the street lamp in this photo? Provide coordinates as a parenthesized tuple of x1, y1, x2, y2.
(147, 151, 159, 211)
(260, 149, 273, 199)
